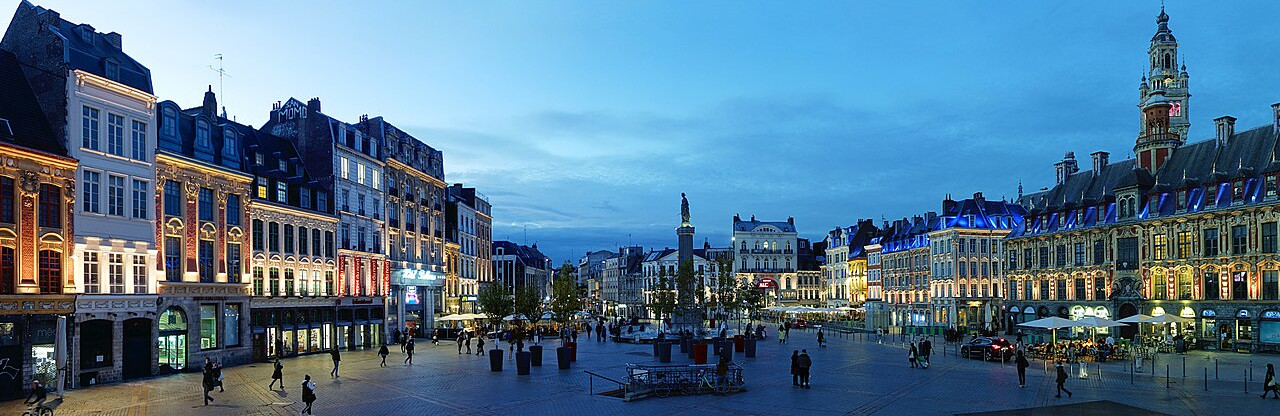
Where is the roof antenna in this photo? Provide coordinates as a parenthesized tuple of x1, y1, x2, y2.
(208, 54, 231, 111)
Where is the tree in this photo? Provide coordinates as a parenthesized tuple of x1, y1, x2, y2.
(713, 256, 736, 326)
(477, 283, 513, 341)
(736, 278, 766, 327)
(674, 259, 698, 334)
(649, 266, 678, 331)
(513, 285, 544, 349)
(549, 264, 583, 329)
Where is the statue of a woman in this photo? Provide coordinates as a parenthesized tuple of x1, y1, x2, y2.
(680, 193, 690, 225)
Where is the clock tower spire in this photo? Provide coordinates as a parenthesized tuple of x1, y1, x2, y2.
(1139, 4, 1190, 144)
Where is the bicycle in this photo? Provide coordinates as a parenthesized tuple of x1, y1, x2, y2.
(22, 403, 53, 416)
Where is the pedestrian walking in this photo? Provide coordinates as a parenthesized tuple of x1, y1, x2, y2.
(399, 328, 407, 353)
(329, 347, 341, 378)
(1054, 362, 1072, 398)
(466, 333, 473, 354)
(797, 349, 812, 388)
(378, 344, 389, 367)
(477, 335, 486, 355)
(405, 338, 416, 365)
(1015, 350, 1029, 388)
(201, 358, 216, 405)
(790, 350, 800, 387)
(817, 329, 826, 348)
(909, 343, 919, 368)
(572, 328, 579, 343)
(585, 324, 593, 339)
(877, 327, 884, 344)
(1262, 363, 1278, 399)
(920, 338, 932, 366)
(779, 327, 788, 344)
(457, 332, 465, 354)
(269, 357, 284, 389)
(301, 374, 316, 416)
(433, 328, 440, 346)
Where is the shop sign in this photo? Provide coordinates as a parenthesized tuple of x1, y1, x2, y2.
(405, 287, 420, 305)
(1263, 311, 1280, 319)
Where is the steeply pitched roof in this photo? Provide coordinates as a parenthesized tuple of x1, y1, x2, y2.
(27, 2, 152, 92)
(0, 50, 61, 155)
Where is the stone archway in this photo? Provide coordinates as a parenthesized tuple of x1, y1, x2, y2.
(1118, 303, 1138, 339)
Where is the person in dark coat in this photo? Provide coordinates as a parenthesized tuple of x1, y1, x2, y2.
(329, 347, 341, 378)
(201, 358, 216, 405)
(909, 343, 919, 368)
(301, 374, 316, 416)
(213, 361, 225, 392)
(1262, 363, 1278, 399)
(465, 333, 473, 354)
(392, 328, 401, 349)
(797, 349, 813, 388)
(477, 335, 486, 355)
(398, 328, 407, 353)
(790, 350, 800, 387)
(404, 338, 416, 365)
(269, 357, 284, 389)
(816, 329, 826, 348)
(378, 344, 389, 367)
(1055, 363, 1072, 398)
(919, 338, 932, 365)
(1015, 350, 1030, 388)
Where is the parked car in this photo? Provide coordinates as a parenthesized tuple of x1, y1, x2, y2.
(791, 319, 809, 329)
(959, 337, 1015, 361)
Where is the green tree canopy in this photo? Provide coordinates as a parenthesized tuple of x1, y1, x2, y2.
(549, 264, 582, 326)
(477, 283, 513, 331)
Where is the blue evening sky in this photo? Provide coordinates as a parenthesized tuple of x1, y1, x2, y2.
(17, 1, 1280, 263)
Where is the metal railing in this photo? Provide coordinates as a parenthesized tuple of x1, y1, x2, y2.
(584, 370, 627, 397)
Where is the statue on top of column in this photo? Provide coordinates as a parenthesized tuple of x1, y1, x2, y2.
(680, 193, 691, 226)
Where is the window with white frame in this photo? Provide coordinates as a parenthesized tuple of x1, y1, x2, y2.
(132, 179, 148, 219)
(108, 253, 124, 293)
(108, 174, 125, 216)
(82, 106, 100, 150)
(132, 255, 147, 293)
(277, 182, 287, 203)
(83, 252, 100, 293)
(131, 120, 147, 160)
(82, 170, 100, 214)
(107, 113, 125, 156)
(340, 156, 349, 179)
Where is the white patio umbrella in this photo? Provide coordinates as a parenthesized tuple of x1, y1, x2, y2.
(1117, 314, 1155, 341)
(1074, 316, 1126, 343)
(1018, 316, 1079, 347)
(438, 314, 469, 322)
(1142, 314, 1189, 324)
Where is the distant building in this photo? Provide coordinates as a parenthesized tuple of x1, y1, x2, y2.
(492, 241, 552, 297)
(928, 193, 1024, 332)
(732, 214, 798, 306)
(824, 219, 879, 308)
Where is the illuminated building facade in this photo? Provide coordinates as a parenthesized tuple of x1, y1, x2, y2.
(240, 128, 346, 360)
(823, 219, 878, 308)
(263, 99, 388, 345)
(927, 193, 1023, 332)
(354, 116, 444, 338)
(0, 50, 78, 399)
(879, 214, 937, 329)
(1007, 7, 1280, 352)
(445, 184, 489, 314)
(153, 89, 253, 371)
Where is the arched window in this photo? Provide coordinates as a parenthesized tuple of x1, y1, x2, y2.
(158, 307, 187, 371)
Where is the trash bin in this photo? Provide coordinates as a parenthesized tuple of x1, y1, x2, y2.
(719, 340, 734, 360)
(680, 337, 690, 354)
(529, 345, 543, 366)
(745, 338, 757, 357)
(566, 341, 577, 361)
(734, 335, 745, 352)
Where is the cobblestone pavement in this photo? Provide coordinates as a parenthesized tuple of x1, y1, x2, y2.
(2, 327, 1276, 416)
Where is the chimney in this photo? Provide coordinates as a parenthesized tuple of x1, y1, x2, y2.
(1090, 151, 1110, 173)
(972, 192, 985, 205)
(103, 32, 122, 50)
(1272, 103, 1280, 134)
(1054, 151, 1079, 185)
(787, 216, 794, 225)
(307, 97, 322, 113)
(1215, 115, 1237, 147)
(942, 194, 956, 214)
(202, 86, 217, 118)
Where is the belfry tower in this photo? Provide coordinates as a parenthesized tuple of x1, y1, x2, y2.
(1138, 5, 1190, 144)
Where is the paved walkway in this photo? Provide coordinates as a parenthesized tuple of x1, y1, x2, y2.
(2, 327, 1276, 416)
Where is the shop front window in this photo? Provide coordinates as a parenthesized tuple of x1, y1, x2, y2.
(224, 304, 241, 347)
(158, 307, 187, 371)
(200, 304, 218, 350)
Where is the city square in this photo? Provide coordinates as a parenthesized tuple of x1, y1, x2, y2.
(2, 1, 1280, 415)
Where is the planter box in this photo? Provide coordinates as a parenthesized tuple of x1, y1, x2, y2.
(516, 351, 531, 375)
(556, 347, 571, 369)
(734, 335, 745, 352)
(529, 345, 543, 366)
(489, 350, 504, 372)
(565, 341, 577, 362)
(657, 342, 673, 363)
(744, 338, 757, 358)
(693, 342, 708, 364)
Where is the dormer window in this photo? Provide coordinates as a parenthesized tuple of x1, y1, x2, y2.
(104, 59, 119, 81)
(1268, 175, 1279, 199)
(194, 120, 212, 160)
(1233, 180, 1245, 203)
(1177, 189, 1187, 211)
(278, 159, 287, 172)
(162, 107, 177, 138)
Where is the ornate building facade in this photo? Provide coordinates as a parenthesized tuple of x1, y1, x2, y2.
(927, 193, 1024, 332)
(824, 219, 878, 308)
(1007, 7, 1280, 353)
(879, 214, 936, 329)
(154, 90, 253, 371)
(0, 50, 78, 399)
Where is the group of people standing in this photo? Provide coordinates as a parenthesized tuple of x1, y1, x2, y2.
(907, 337, 932, 368)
